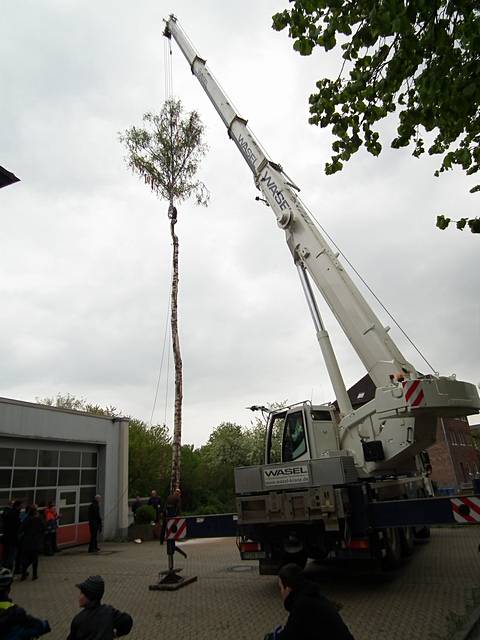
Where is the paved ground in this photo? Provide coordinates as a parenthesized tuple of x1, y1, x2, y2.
(10, 527, 480, 640)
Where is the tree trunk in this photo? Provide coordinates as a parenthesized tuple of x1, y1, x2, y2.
(169, 209, 182, 492)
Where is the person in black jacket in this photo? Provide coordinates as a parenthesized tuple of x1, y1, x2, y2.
(1, 501, 22, 571)
(0, 567, 50, 639)
(67, 575, 133, 640)
(19, 506, 46, 581)
(87, 495, 102, 553)
(264, 563, 355, 640)
(147, 490, 160, 523)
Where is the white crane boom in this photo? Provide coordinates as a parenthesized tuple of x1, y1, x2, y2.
(164, 16, 414, 397)
(164, 15, 479, 474)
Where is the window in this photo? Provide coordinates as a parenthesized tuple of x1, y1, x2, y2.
(60, 451, 81, 468)
(59, 507, 75, 525)
(13, 469, 36, 487)
(80, 487, 96, 504)
(0, 448, 14, 466)
(11, 489, 34, 505)
(0, 444, 98, 526)
(82, 452, 97, 468)
(282, 411, 307, 462)
(38, 450, 58, 467)
(58, 469, 80, 486)
(37, 469, 58, 487)
(267, 413, 286, 464)
(35, 488, 57, 507)
(0, 490, 10, 506)
(81, 469, 96, 485)
(15, 449, 37, 467)
(79, 505, 90, 523)
(0, 469, 12, 489)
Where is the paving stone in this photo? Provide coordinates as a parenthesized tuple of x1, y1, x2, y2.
(9, 527, 480, 640)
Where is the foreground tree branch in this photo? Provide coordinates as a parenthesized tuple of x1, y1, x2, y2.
(273, 1, 480, 233)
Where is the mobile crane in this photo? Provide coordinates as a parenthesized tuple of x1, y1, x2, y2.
(164, 16, 480, 571)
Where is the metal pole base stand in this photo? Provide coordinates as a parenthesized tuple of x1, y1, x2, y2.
(149, 568, 198, 591)
(149, 540, 197, 591)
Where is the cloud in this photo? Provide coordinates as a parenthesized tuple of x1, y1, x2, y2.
(1, 0, 478, 446)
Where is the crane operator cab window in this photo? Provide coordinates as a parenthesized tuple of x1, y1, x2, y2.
(282, 411, 307, 462)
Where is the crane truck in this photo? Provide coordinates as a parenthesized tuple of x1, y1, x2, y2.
(164, 16, 480, 572)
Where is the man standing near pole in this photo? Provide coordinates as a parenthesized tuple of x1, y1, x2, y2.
(87, 496, 102, 554)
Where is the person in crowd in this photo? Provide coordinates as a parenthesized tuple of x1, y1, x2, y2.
(264, 563, 355, 640)
(131, 496, 142, 520)
(0, 567, 51, 639)
(14, 504, 29, 575)
(87, 496, 102, 553)
(147, 490, 160, 523)
(67, 575, 133, 640)
(0, 501, 22, 571)
(19, 505, 46, 581)
(43, 502, 59, 556)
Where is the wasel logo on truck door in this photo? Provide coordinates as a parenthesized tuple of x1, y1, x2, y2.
(264, 466, 308, 477)
(263, 465, 309, 487)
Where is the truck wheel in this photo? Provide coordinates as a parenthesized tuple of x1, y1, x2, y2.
(400, 527, 415, 557)
(259, 559, 282, 575)
(282, 551, 308, 569)
(413, 526, 431, 540)
(381, 528, 402, 571)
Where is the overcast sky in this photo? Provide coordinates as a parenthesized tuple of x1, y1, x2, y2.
(1, 1, 478, 446)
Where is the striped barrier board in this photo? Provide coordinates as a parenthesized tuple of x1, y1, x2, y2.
(451, 497, 480, 523)
(402, 380, 425, 408)
(166, 517, 187, 540)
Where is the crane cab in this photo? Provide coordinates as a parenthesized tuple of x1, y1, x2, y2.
(265, 402, 340, 465)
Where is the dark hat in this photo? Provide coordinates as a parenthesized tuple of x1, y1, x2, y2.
(76, 575, 105, 601)
(0, 568, 13, 589)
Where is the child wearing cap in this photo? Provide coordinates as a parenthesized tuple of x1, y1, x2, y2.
(0, 567, 51, 639)
(67, 575, 133, 640)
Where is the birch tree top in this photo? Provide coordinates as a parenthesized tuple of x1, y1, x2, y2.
(119, 98, 209, 206)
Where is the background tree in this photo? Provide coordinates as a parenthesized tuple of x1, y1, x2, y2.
(37, 393, 286, 514)
(37, 394, 172, 497)
(273, 1, 480, 233)
(37, 393, 118, 417)
(128, 420, 171, 497)
(120, 99, 208, 492)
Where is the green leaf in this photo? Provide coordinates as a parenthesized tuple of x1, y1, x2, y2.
(468, 218, 480, 233)
(272, 11, 289, 31)
(293, 38, 314, 55)
(436, 215, 451, 230)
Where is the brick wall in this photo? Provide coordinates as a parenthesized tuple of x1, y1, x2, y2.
(428, 417, 480, 489)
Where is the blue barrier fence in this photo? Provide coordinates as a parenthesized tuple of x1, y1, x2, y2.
(128, 499, 238, 538)
(183, 513, 238, 538)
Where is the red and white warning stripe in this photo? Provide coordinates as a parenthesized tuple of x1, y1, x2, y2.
(450, 497, 480, 523)
(402, 380, 425, 408)
(166, 517, 187, 540)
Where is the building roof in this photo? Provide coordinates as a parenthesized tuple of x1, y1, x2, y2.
(332, 373, 376, 410)
(0, 165, 20, 189)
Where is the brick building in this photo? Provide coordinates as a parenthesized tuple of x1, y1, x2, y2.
(428, 417, 480, 490)
(342, 375, 480, 491)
